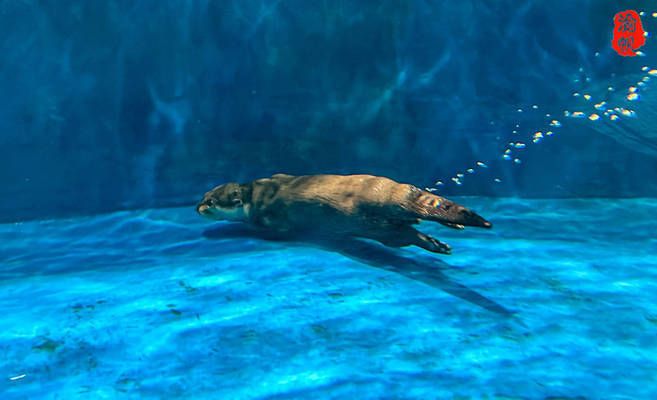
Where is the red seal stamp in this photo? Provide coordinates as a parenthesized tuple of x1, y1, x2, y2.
(612, 10, 646, 57)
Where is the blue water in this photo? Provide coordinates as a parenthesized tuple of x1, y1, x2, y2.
(2, 198, 656, 399)
(5, 1, 657, 224)
(3, 1, 657, 398)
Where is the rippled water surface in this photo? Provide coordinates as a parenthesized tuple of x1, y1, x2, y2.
(2, 198, 657, 399)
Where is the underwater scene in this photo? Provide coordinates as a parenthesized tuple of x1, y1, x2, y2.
(2, 1, 657, 399)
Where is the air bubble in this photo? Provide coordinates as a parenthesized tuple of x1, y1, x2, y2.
(432, 56, 646, 191)
(620, 109, 635, 117)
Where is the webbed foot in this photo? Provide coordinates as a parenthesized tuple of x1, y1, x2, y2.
(370, 227, 452, 255)
(417, 232, 452, 255)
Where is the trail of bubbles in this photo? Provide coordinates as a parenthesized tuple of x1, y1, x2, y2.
(426, 11, 657, 194)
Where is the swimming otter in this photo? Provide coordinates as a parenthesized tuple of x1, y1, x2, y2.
(197, 174, 492, 254)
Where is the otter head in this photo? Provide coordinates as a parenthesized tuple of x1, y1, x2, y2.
(196, 183, 249, 221)
(436, 199, 492, 230)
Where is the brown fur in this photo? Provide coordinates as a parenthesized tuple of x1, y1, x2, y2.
(197, 174, 492, 255)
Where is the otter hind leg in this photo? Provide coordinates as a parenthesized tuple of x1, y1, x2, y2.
(371, 225, 452, 255)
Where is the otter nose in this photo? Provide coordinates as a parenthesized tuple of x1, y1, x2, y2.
(197, 203, 209, 214)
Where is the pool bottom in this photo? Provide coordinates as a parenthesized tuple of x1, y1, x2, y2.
(1, 198, 656, 399)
